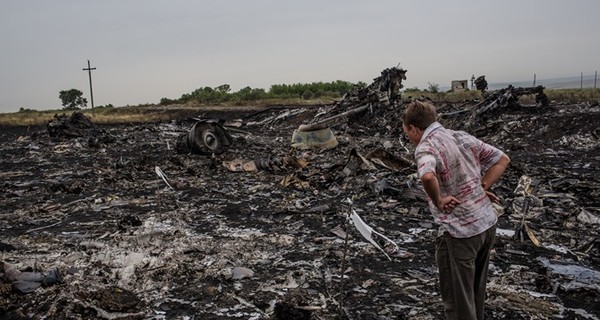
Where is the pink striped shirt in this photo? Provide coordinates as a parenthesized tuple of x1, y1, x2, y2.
(415, 122, 504, 238)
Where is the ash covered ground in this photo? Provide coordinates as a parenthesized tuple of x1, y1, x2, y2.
(1, 99, 599, 320)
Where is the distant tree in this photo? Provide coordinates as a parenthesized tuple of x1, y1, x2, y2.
(302, 90, 314, 99)
(268, 80, 354, 99)
(404, 87, 421, 93)
(427, 82, 440, 93)
(175, 80, 363, 104)
(215, 84, 231, 93)
(314, 89, 326, 98)
(159, 97, 178, 106)
(330, 80, 352, 96)
(59, 89, 87, 110)
(233, 86, 267, 101)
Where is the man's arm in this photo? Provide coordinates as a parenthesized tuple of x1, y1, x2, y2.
(421, 172, 461, 213)
(481, 154, 510, 191)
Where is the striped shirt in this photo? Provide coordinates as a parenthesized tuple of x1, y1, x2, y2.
(415, 122, 504, 238)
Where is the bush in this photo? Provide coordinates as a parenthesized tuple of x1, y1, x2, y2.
(160, 98, 178, 106)
(404, 87, 421, 93)
(302, 90, 314, 100)
(427, 82, 440, 93)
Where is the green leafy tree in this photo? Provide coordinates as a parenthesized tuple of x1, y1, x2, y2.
(235, 86, 267, 101)
(59, 89, 87, 110)
(175, 80, 359, 104)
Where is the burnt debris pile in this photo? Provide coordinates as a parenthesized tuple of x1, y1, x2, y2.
(46, 112, 116, 148)
(300, 67, 408, 137)
(47, 112, 94, 138)
(338, 67, 407, 108)
(464, 84, 550, 130)
(437, 84, 553, 139)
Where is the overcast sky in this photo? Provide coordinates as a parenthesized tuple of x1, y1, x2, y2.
(1, 0, 598, 113)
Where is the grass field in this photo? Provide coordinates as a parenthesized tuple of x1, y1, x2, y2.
(1, 89, 598, 127)
(0, 104, 268, 127)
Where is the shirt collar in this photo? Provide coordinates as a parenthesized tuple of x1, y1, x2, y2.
(419, 122, 442, 144)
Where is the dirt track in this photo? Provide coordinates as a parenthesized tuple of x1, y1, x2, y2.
(1, 102, 599, 319)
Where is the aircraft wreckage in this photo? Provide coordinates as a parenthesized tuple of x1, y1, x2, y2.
(1, 67, 599, 319)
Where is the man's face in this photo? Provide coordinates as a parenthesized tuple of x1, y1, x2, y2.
(402, 123, 421, 145)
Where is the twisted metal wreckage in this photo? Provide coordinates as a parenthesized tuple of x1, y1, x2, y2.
(1, 67, 599, 319)
(174, 69, 551, 156)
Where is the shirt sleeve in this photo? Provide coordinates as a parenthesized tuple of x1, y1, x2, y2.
(415, 146, 437, 179)
(478, 140, 504, 172)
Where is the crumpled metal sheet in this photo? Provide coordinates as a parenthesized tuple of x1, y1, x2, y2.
(538, 257, 600, 292)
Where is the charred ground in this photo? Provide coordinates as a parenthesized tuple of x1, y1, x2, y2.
(0, 100, 599, 320)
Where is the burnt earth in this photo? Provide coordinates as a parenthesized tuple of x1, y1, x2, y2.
(0, 103, 599, 319)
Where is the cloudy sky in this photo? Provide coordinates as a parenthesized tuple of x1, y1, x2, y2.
(1, 0, 598, 113)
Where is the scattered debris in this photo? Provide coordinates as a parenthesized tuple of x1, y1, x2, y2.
(468, 84, 549, 127)
(1, 67, 599, 318)
(513, 175, 541, 246)
(538, 257, 600, 292)
(47, 112, 93, 138)
(223, 156, 307, 173)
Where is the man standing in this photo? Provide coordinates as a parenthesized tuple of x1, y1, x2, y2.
(402, 101, 510, 320)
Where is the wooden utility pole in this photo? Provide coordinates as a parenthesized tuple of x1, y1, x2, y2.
(82, 60, 96, 113)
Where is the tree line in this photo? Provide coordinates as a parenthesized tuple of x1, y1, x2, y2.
(159, 80, 363, 105)
(56, 80, 445, 111)
(54, 81, 363, 111)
